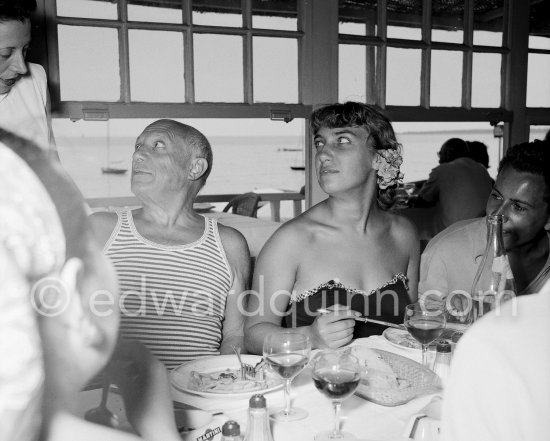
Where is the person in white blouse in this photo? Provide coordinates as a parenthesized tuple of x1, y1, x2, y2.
(0, 0, 56, 157)
(441, 282, 550, 441)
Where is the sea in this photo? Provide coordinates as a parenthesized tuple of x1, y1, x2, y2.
(57, 126, 549, 221)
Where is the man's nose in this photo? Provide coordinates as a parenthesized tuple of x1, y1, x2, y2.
(491, 201, 510, 222)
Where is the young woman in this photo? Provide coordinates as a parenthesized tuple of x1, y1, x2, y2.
(244, 102, 419, 354)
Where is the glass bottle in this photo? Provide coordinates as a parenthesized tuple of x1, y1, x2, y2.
(470, 214, 517, 322)
(221, 420, 242, 441)
(243, 394, 274, 441)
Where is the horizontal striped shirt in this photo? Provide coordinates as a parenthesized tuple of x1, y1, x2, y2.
(105, 209, 232, 370)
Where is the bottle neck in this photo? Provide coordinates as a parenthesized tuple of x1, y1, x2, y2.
(486, 218, 505, 257)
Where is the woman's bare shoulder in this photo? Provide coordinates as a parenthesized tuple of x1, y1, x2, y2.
(384, 210, 419, 245)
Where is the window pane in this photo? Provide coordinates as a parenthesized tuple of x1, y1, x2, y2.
(386, 48, 421, 106)
(529, 125, 550, 142)
(252, 0, 297, 31)
(430, 50, 462, 107)
(472, 52, 501, 108)
(529, 1, 550, 49)
(193, 0, 242, 27)
(527, 54, 550, 107)
(393, 121, 501, 182)
(129, 30, 185, 102)
(128, 1, 182, 24)
(58, 25, 120, 101)
(338, 0, 377, 36)
(57, 0, 117, 20)
(194, 34, 243, 102)
(432, 0, 464, 44)
(253, 37, 298, 103)
(473, 0, 504, 46)
(339, 44, 367, 103)
(54, 117, 306, 221)
(387, 0, 421, 40)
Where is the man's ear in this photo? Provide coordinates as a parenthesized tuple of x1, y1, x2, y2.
(189, 157, 208, 181)
(544, 213, 550, 232)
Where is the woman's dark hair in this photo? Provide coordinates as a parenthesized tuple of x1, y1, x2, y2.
(310, 101, 402, 209)
(0, 0, 37, 22)
(498, 139, 550, 206)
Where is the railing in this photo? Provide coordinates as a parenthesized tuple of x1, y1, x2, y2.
(86, 191, 305, 222)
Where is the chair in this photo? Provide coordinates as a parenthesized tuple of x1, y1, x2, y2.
(223, 192, 261, 218)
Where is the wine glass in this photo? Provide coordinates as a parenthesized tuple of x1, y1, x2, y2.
(404, 303, 446, 368)
(311, 349, 362, 441)
(263, 332, 311, 421)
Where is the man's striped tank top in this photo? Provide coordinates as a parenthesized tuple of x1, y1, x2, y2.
(104, 209, 232, 370)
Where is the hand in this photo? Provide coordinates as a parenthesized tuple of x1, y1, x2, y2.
(309, 306, 359, 349)
(108, 340, 180, 441)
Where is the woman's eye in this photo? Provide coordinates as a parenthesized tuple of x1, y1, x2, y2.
(337, 137, 351, 144)
(134, 144, 142, 151)
(490, 192, 502, 200)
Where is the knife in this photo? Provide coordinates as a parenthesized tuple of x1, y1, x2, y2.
(316, 308, 406, 330)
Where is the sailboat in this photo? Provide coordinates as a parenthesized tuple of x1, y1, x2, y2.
(101, 120, 128, 174)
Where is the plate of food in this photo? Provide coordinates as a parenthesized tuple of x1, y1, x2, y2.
(171, 355, 283, 398)
(352, 346, 441, 406)
(383, 327, 457, 351)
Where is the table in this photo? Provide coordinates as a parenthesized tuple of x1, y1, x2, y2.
(171, 336, 439, 441)
(75, 336, 440, 441)
(205, 212, 281, 258)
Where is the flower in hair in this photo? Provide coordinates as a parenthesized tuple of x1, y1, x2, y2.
(374, 148, 404, 189)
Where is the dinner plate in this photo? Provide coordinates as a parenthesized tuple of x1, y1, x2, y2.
(171, 355, 283, 398)
(383, 328, 457, 351)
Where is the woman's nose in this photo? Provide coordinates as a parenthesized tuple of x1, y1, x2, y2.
(10, 51, 28, 75)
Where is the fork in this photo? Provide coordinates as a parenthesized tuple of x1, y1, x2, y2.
(230, 345, 256, 380)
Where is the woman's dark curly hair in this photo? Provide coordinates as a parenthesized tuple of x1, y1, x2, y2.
(498, 139, 550, 206)
(310, 101, 403, 209)
(0, 0, 36, 22)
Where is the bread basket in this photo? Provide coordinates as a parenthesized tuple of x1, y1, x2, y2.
(354, 348, 442, 406)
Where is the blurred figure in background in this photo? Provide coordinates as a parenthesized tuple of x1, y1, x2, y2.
(0, 129, 180, 441)
(466, 140, 490, 169)
(413, 137, 493, 232)
(0, 0, 56, 157)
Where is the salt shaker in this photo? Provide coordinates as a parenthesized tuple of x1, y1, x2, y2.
(432, 341, 452, 387)
(221, 420, 242, 441)
(243, 394, 274, 441)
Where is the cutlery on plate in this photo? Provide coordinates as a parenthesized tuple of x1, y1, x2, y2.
(408, 414, 427, 439)
(316, 308, 406, 330)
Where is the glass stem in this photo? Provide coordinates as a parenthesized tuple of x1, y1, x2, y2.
(422, 344, 428, 368)
(332, 400, 342, 438)
(283, 378, 292, 415)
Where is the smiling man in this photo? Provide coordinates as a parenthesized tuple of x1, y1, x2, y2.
(419, 139, 550, 302)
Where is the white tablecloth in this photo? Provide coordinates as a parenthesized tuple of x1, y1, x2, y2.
(171, 336, 440, 441)
(205, 212, 281, 258)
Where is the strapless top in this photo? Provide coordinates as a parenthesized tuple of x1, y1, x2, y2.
(282, 273, 409, 338)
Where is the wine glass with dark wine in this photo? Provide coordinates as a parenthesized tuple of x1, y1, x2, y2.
(404, 302, 446, 368)
(311, 349, 362, 441)
(263, 332, 311, 421)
